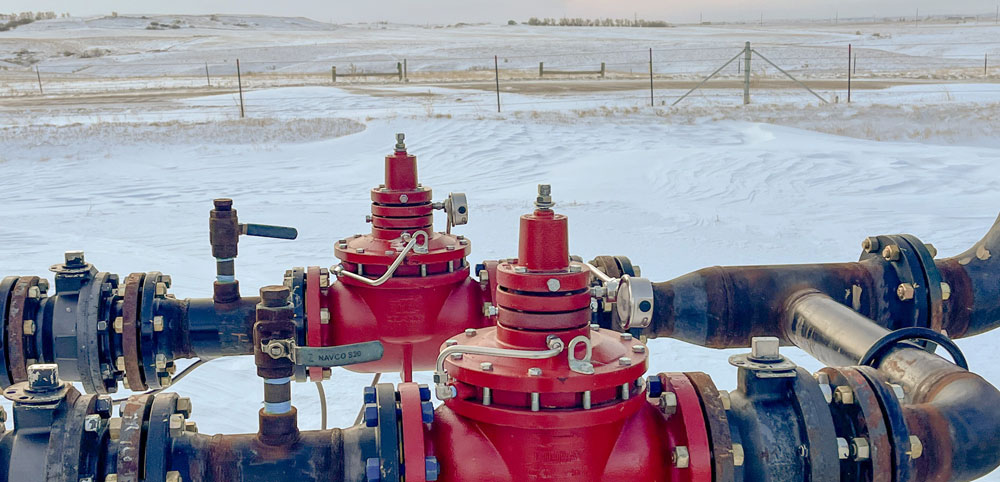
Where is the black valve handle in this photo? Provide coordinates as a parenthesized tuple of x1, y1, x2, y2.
(242, 223, 298, 240)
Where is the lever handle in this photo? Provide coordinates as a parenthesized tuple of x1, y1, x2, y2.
(241, 223, 298, 240)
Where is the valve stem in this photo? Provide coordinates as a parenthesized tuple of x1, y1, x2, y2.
(395, 132, 406, 152)
(535, 184, 554, 211)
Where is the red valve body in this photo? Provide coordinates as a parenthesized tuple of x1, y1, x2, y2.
(304, 142, 490, 379)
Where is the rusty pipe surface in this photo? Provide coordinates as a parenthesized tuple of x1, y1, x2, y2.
(783, 290, 1000, 482)
(934, 212, 1000, 338)
(644, 212, 1000, 348)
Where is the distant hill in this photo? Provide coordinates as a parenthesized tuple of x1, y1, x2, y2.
(13, 14, 337, 32)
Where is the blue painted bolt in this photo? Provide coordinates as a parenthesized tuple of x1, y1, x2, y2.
(364, 404, 379, 427)
(425, 456, 440, 481)
(366, 457, 380, 481)
(363, 386, 376, 404)
(418, 384, 431, 402)
(647, 375, 664, 398)
(421, 401, 434, 424)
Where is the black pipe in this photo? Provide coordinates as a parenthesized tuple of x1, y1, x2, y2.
(644, 213, 1000, 349)
(782, 290, 1000, 481)
(782, 290, 892, 367)
(181, 296, 260, 359)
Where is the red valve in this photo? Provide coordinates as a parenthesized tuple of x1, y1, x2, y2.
(303, 134, 490, 381)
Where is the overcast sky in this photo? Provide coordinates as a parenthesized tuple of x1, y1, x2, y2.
(5, 1, 999, 24)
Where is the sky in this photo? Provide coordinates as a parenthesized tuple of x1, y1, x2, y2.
(4, 0, 999, 25)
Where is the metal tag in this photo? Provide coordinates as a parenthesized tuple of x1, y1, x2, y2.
(293, 341, 384, 367)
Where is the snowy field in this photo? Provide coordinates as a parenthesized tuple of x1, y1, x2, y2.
(2, 14, 1000, 480)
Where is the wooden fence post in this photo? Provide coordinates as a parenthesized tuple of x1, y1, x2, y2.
(35, 66, 43, 94)
(397, 62, 403, 81)
(601, 62, 606, 78)
(332, 66, 337, 83)
(539, 62, 544, 77)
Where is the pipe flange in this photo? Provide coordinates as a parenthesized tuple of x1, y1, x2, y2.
(856, 366, 914, 482)
(138, 272, 163, 389)
(399, 383, 430, 482)
(116, 394, 154, 482)
(6, 276, 40, 382)
(686, 372, 737, 482)
(660, 373, 713, 481)
(144, 393, 180, 482)
(120, 273, 147, 391)
(285, 267, 308, 381)
(859, 234, 939, 330)
(820, 367, 893, 482)
(374, 382, 402, 482)
(0, 276, 21, 387)
(45, 392, 101, 481)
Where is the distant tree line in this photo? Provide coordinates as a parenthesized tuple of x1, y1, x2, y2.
(523, 17, 670, 27)
(0, 11, 57, 31)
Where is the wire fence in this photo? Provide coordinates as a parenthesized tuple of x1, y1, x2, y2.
(2, 40, 999, 118)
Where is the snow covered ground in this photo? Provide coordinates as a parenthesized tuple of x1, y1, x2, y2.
(2, 15, 1000, 480)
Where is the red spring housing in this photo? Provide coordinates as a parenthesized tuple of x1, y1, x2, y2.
(305, 137, 489, 380)
(420, 195, 712, 480)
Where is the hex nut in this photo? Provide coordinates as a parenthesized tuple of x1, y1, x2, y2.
(733, 443, 745, 467)
(632, 345, 646, 354)
(546, 278, 561, 292)
(165, 471, 182, 482)
(109, 418, 122, 439)
(528, 367, 542, 377)
(115, 356, 126, 371)
(465, 328, 477, 337)
(862, 236, 880, 253)
(320, 308, 331, 325)
(159, 376, 172, 388)
(620, 333, 633, 341)
(153, 315, 165, 332)
(851, 438, 870, 461)
(155, 282, 167, 297)
(941, 282, 952, 301)
(113, 317, 124, 334)
(908, 435, 923, 459)
(155, 354, 167, 370)
(480, 362, 493, 371)
(883, 244, 901, 261)
(837, 438, 850, 459)
(27, 286, 40, 299)
(659, 391, 678, 416)
(450, 353, 463, 361)
(897, 283, 916, 301)
(672, 446, 690, 469)
(889, 383, 906, 400)
(22, 319, 35, 336)
(185, 421, 199, 433)
(84, 414, 102, 432)
(619, 357, 632, 366)
(106, 475, 118, 482)
(833, 386, 855, 405)
(718, 390, 732, 410)
(818, 383, 833, 404)
(176, 397, 193, 418)
(169, 413, 185, 436)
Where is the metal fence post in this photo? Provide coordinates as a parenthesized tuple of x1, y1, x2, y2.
(35, 66, 43, 95)
(332, 66, 336, 83)
(743, 42, 751, 105)
(236, 58, 245, 118)
(848, 44, 852, 103)
(539, 62, 543, 78)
